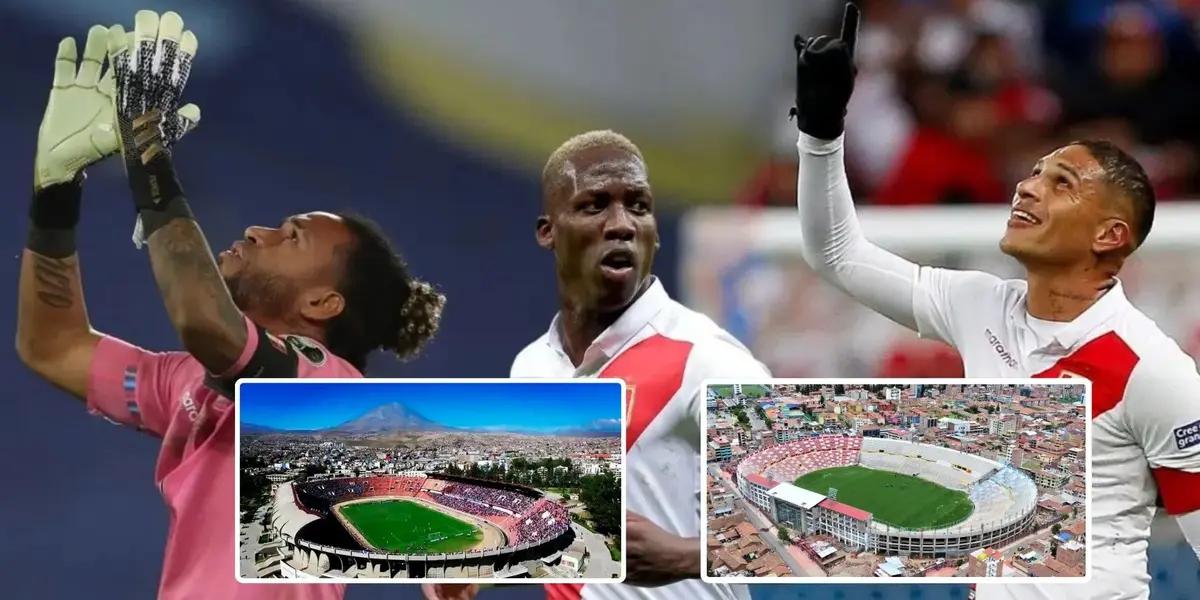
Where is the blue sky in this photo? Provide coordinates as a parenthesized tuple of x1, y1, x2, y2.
(239, 381, 622, 432)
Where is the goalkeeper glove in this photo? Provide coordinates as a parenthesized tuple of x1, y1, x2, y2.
(34, 26, 118, 192)
(107, 10, 201, 247)
(790, 2, 860, 140)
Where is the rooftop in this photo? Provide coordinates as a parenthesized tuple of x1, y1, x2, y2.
(767, 482, 827, 509)
(744, 472, 776, 489)
(818, 498, 872, 522)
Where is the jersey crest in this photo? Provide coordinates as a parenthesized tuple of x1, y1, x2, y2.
(285, 335, 327, 367)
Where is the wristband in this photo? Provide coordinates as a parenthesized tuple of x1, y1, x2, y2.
(128, 153, 195, 248)
(29, 179, 83, 230)
(26, 226, 76, 258)
(27, 179, 83, 258)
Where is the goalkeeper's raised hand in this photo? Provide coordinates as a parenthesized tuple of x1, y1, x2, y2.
(106, 10, 201, 247)
(790, 2, 860, 140)
(34, 26, 118, 192)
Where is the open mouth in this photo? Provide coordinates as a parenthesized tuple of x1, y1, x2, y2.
(600, 247, 635, 274)
(1009, 208, 1041, 226)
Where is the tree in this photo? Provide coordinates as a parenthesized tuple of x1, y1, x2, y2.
(579, 472, 621, 536)
(834, 384, 845, 395)
(240, 471, 269, 512)
(1051, 524, 1062, 536)
(731, 406, 749, 428)
(777, 529, 791, 545)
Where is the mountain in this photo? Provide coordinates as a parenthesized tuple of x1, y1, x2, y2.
(551, 418, 622, 438)
(241, 422, 285, 434)
(481, 419, 622, 437)
(324, 402, 448, 434)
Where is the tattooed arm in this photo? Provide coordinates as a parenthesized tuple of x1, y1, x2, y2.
(144, 217, 247, 375)
(16, 185, 102, 401)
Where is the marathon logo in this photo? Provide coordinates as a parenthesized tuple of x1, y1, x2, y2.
(1175, 419, 1200, 450)
(985, 329, 1018, 369)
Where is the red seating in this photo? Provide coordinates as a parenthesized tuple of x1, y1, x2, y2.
(740, 435, 865, 483)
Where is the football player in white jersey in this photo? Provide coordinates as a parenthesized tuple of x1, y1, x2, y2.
(425, 132, 767, 600)
(790, 4, 1200, 600)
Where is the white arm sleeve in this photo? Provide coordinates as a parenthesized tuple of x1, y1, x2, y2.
(796, 133, 920, 331)
(797, 133, 1010, 348)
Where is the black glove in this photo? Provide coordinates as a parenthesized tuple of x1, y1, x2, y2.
(790, 2, 860, 140)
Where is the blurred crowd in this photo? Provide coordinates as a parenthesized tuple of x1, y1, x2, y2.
(739, 0, 1200, 206)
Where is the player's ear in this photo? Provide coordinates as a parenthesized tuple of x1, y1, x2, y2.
(1094, 218, 1132, 256)
(536, 215, 554, 250)
(301, 288, 346, 322)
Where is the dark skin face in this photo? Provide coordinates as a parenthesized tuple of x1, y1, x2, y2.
(999, 144, 1135, 269)
(537, 146, 658, 316)
(217, 211, 352, 335)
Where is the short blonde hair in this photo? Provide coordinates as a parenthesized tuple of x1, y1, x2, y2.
(541, 130, 645, 208)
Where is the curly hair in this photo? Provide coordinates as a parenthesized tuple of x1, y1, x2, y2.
(323, 212, 445, 372)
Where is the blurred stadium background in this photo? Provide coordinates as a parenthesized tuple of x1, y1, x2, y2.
(2, 0, 1198, 598)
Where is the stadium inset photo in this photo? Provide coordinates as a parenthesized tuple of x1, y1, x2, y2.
(236, 379, 625, 583)
(702, 380, 1090, 583)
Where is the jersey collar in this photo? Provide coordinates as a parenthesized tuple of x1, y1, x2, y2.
(1019, 279, 1130, 352)
(546, 276, 670, 373)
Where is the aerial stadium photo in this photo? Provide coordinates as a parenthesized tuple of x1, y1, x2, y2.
(236, 380, 625, 582)
(703, 381, 1089, 581)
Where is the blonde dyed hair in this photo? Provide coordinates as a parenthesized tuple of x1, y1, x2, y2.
(541, 130, 645, 209)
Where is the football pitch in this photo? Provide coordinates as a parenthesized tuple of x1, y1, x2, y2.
(794, 465, 974, 530)
(339, 500, 482, 554)
(709, 384, 771, 398)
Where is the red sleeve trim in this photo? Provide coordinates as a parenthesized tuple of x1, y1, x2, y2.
(1151, 467, 1200, 515)
(544, 584, 584, 600)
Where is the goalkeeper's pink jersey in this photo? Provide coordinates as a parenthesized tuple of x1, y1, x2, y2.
(86, 316, 357, 600)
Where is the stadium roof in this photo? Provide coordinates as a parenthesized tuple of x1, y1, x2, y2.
(744, 473, 776, 489)
(767, 483, 826, 509)
(272, 483, 324, 540)
(818, 498, 871, 522)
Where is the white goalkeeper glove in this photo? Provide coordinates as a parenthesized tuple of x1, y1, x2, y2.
(34, 26, 119, 191)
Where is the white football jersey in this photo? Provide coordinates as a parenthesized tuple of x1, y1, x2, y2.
(912, 268, 1200, 600)
(512, 278, 769, 600)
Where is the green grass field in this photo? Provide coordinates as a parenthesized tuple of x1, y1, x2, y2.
(794, 465, 973, 530)
(709, 384, 771, 398)
(339, 500, 482, 554)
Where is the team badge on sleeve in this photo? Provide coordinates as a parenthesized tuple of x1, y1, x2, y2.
(1174, 419, 1200, 450)
(285, 335, 326, 366)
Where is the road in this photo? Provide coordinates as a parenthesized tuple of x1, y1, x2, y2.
(575, 523, 620, 579)
(746, 401, 768, 432)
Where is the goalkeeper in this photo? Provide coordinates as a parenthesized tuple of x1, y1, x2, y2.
(17, 11, 444, 598)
